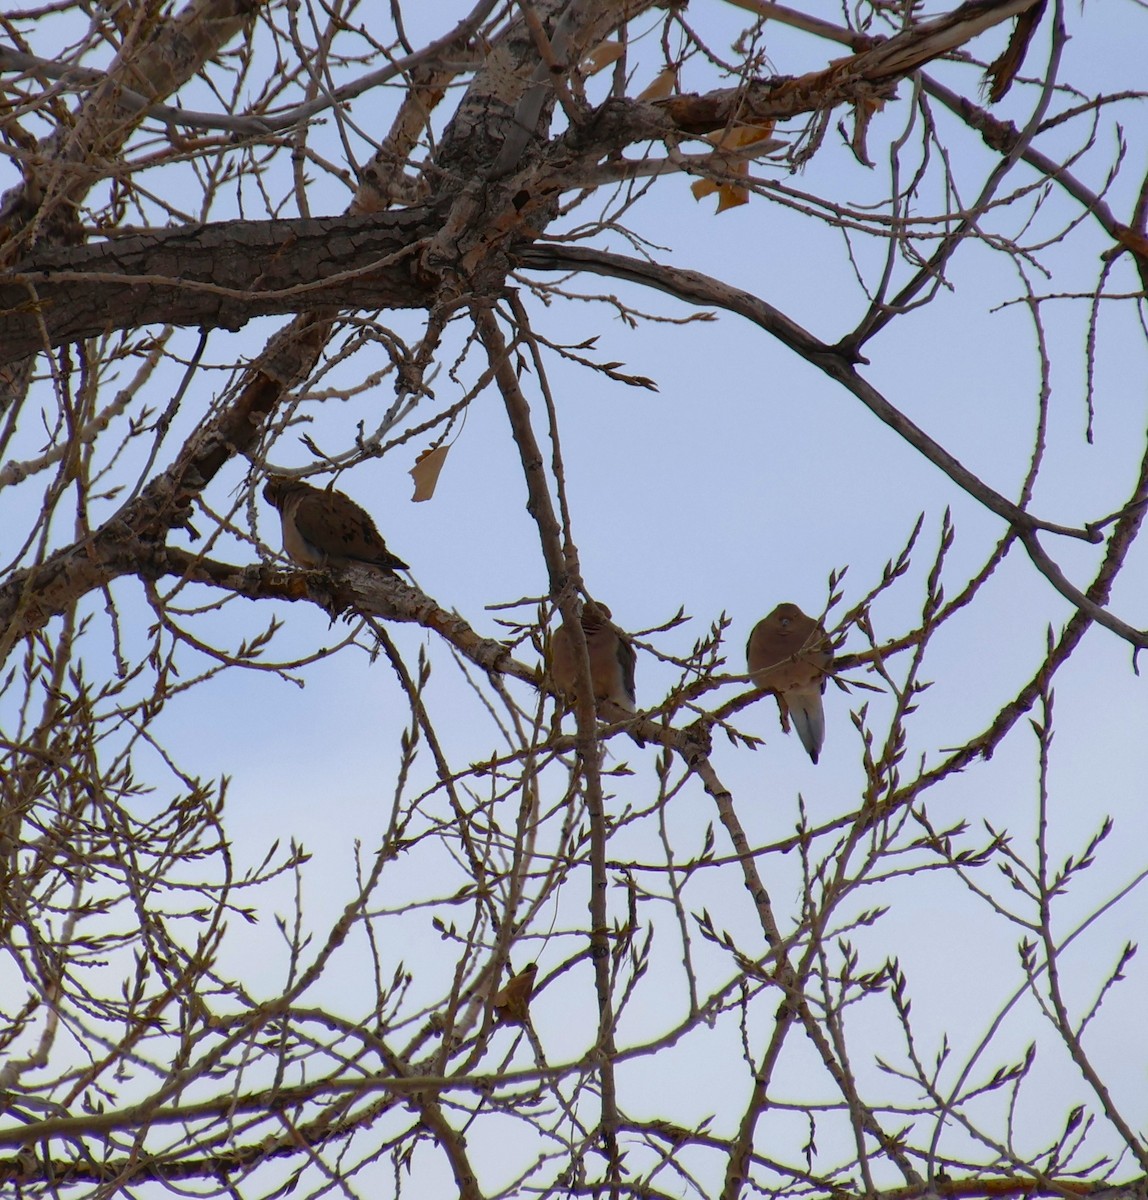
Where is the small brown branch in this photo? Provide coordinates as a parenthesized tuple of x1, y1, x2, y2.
(921, 76, 1148, 286)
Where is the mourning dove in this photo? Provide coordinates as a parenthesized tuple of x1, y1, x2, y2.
(550, 600, 637, 723)
(747, 603, 832, 764)
(492, 962, 538, 1026)
(263, 475, 408, 571)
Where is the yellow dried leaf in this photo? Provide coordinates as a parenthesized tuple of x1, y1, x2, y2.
(581, 40, 624, 76)
(409, 443, 450, 503)
(692, 162, 750, 213)
(638, 68, 677, 102)
(708, 121, 777, 151)
(715, 183, 749, 213)
(492, 963, 538, 1026)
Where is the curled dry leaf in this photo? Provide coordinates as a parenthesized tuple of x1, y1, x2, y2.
(637, 67, 677, 102)
(492, 963, 538, 1025)
(580, 40, 624, 76)
(689, 122, 780, 213)
(691, 168, 750, 213)
(714, 182, 750, 213)
(986, 0, 1047, 102)
(707, 121, 778, 151)
(848, 95, 885, 167)
(409, 443, 450, 503)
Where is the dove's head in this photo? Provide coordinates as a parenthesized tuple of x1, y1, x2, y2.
(262, 474, 299, 509)
(581, 600, 613, 630)
(766, 602, 807, 634)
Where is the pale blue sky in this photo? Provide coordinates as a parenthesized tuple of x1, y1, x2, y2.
(2, 2, 1148, 1195)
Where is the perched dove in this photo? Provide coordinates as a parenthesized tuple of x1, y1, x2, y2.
(747, 602, 832, 764)
(263, 475, 407, 571)
(550, 600, 637, 723)
(492, 962, 538, 1026)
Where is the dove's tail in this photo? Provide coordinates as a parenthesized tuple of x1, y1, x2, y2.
(787, 686, 826, 765)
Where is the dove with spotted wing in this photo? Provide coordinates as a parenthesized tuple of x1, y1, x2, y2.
(550, 600, 637, 723)
(263, 475, 408, 571)
(747, 602, 832, 764)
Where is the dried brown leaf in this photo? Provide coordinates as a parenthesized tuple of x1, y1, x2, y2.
(707, 121, 777, 150)
(986, 0, 1047, 102)
(715, 183, 750, 213)
(581, 40, 624, 76)
(492, 963, 538, 1025)
(410, 443, 450, 503)
(638, 68, 677, 102)
(692, 162, 750, 213)
(848, 96, 885, 167)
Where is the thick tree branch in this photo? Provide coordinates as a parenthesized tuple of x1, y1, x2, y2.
(0, 213, 434, 363)
(655, 0, 1039, 136)
(0, 0, 1047, 364)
